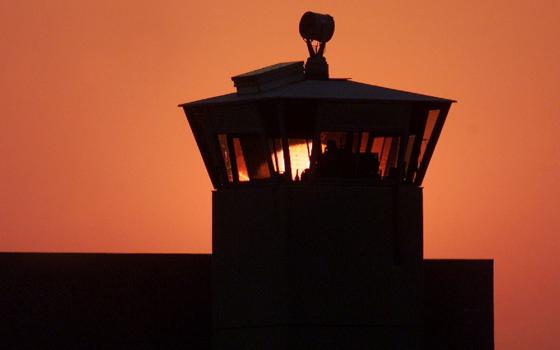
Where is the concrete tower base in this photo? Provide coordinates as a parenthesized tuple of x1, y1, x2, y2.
(212, 183, 424, 349)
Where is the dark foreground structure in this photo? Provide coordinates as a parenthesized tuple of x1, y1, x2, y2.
(179, 11, 494, 350)
(0, 253, 211, 350)
(2, 11, 493, 350)
(1, 254, 491, 349)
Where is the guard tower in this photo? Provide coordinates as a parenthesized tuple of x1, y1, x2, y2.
(179, 12, 490, 350)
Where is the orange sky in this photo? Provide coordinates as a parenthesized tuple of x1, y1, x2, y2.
(1, 1, 559, 349)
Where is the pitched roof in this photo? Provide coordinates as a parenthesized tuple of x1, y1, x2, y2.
(181, 78, 455, 107)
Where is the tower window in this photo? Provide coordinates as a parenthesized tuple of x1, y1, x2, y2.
(218, 134, 271, 183)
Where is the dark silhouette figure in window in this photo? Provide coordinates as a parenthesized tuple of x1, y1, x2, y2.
(318, 140, 354, 178)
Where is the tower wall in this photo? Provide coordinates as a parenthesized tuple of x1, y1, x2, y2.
(212, 184, 424, 349)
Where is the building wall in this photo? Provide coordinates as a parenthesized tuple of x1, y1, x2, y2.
(0, 253, 212, 350)
(424, 259, 494, 350)
(0, 254, 494, 349)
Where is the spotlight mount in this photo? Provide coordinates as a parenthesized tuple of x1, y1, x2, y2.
(299, 11, 335, 79)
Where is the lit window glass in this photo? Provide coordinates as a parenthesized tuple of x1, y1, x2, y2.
(371, 136, 400, 178)
(316, 131, 404, 180)
(404, 135, 416, 178)
(288, 138, 312, 180)
(242, 135, 270, 180)
(232, 134, 271, 182)
(417, 109, 440, 168)
(218, 134, 233, 183)
(359, 132, 370, 153)
(232, 138, 249, 182)
(268, 138, 285, 174)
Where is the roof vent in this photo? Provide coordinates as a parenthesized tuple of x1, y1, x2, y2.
(232, 61, 304, 95)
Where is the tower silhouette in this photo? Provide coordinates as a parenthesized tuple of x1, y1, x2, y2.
(180, 12, 493, 350)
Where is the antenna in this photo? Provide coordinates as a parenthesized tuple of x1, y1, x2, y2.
(299, 11, 335, 79)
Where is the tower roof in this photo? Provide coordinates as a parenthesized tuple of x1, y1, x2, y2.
(181, 75, 455, 108)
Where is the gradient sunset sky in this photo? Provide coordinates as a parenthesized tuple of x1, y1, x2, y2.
(1, 1, 559, 349)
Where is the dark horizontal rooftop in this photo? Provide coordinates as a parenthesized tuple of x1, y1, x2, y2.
(181, 78, 455, 107)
